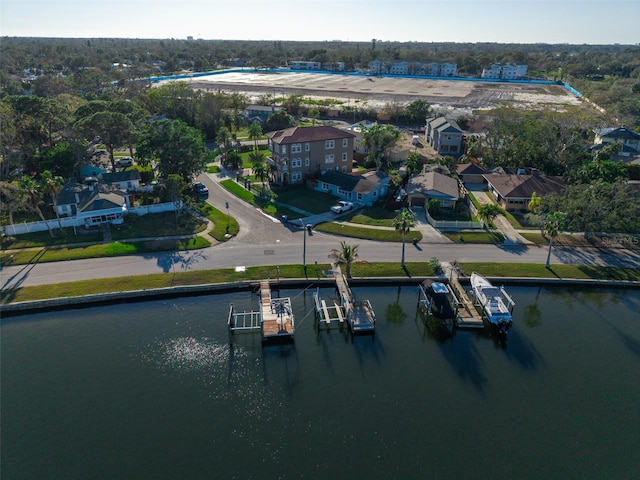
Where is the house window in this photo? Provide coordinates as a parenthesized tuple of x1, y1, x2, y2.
(275, 144, 280, 153)
(282, 145, 287, 154)
(373, 191, 377, 197)
(325, 139, 335, 149)
(291, 172, 302, 182)
(321, 182, 329, 190)
(305, 143, 310, 152)
(342, 152, 348, 161)
(335, 166, 340, 171)
(291, 143, 302, 153)
(325, 154, 334, 164)
(357, 193, 363, 201)
(292, 158, 302, 168)
(342, 166, 347, 173)
(342, 138, 348, 147)
(305, 157, 310, 166)
(338, 188, 347, 195)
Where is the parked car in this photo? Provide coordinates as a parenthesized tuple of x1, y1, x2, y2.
(194, 182, 209, 197)
(330, 200, 354, 214)
(115, 156, 134, 167)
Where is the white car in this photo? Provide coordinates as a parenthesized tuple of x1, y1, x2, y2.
(331, 200, 354, 214)
(115, 157, 133, 167)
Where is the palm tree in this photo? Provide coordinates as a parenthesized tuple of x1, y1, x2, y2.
(247, 123, 262, 152)
(19, 175, 54, 237)
(216, 126, 231, 165)
(39, 170, 64, 229)
(328, 241, 359, 278)
(476, 203, 503, 229)
(543, 212, 565, 268)
(393, 207, 417, 267)
(527, 191, 541, 214)
(250, 152, 267, 186)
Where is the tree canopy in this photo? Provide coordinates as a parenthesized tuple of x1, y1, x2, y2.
(137, 119, 206, 181)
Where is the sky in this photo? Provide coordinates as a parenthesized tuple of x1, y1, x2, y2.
(1, 0, 639, 45)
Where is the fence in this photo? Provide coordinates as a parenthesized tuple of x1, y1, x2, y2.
(425, 209, 484, 230)
(1, 202, 180, 236)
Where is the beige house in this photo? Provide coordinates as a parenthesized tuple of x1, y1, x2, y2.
(455, 163, 489, 184)
(406, 171, 460, 209)
(484, 174, 565, 211)
(267, 126, 355, 185)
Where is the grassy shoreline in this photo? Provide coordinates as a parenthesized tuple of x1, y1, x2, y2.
(2, 262, 638, 305)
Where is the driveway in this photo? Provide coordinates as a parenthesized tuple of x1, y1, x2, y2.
(467, 185, 532, 245)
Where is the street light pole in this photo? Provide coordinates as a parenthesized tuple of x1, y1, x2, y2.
(300, 219, 306, 271)
(225, 201, 230, 233)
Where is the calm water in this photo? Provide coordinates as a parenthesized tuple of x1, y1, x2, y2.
(2, 285, 639, 479)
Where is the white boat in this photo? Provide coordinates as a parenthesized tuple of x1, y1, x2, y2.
(470, 272, 514, 335)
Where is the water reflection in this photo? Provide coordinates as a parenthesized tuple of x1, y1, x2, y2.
(440, 331, 487, 391)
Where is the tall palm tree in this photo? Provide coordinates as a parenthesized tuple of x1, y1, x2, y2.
(216, 126, 231, 165)
(393, 207, 417, 267)
(247, 123, 262, 152)
(39, 170, 64, 229)
(328, 241, 359, 278)
(543, 212, 565, 268)
(19, 175, 54, 237)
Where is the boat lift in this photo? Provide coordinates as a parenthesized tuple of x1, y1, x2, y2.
(227, 279, 295, 344)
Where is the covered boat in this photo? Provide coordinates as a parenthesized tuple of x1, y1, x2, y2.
(470, 272, 514, 335)
(420, 279, 456, 320)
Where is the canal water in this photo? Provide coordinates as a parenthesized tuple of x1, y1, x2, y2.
(2, 285, 639, 479)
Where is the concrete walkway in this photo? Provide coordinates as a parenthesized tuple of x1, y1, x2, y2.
(467, 185, 533, 246)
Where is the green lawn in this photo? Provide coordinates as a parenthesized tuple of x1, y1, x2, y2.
(341, 204, 397, 226)
(444, 231, 505, 243)
(2, 261, 638, 305)
(271, 188, 338, 214)
(0, 237, 210, 267)
(314, 221, 422, 242)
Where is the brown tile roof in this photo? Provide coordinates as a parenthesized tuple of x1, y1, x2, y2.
(268, 126, 355, 144)
(484, 174, 565, 198)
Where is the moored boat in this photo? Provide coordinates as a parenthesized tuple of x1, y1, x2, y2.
(420, 279, 456, 320)
(470, 272, 514, 335)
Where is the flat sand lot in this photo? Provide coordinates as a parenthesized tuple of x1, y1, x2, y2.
(179, 71, 583, 112)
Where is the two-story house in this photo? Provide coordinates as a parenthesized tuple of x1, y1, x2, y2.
(425, 117, 464, 157)
(592, 126, 640, 160)
(267, 126, 356, 185)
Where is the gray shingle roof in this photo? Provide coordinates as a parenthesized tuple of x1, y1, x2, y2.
(406, 172, 459, 199)
(102, 170, 141, 183)
(320, 170, 388, 194)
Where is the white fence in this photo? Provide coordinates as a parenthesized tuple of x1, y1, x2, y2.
(425, 210, 484, 230)
(130, 201, 181, 216)
(1, 202, 180, 236)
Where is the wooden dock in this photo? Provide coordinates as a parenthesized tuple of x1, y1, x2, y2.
(227, 280, 295, 343)
(449, 276, 485, 329)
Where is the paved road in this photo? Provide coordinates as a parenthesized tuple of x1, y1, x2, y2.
(3, 227, 639, 289)
(2, 170, 640, 290)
